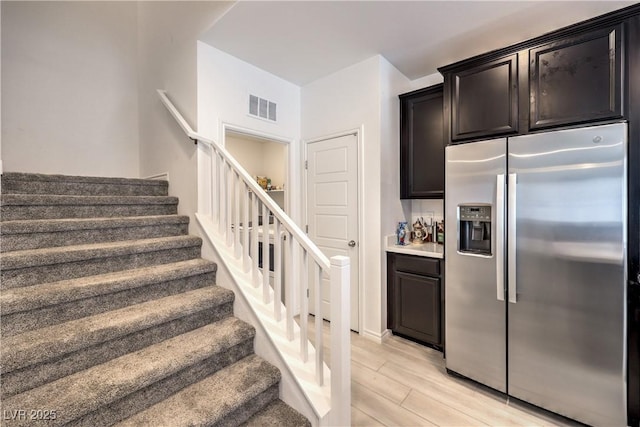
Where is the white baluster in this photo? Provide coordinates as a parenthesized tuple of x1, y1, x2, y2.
(211, 151, 219, 224)
(286, 231, 294, 341)
(314, 263, 323, 385)
(274, 219, 282, 321)
(262, 203, 270, 304)
(300, 248, 308, 362)
(243, 186, 250, 272)
(197, 143, 212, 219)
(218, 154, 226, 235)
(234, 171, 241, 258)
(251, 196, 260, 286)
(226, 163, 233, 246)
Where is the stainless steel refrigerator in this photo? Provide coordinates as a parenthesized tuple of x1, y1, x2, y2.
(445, 122, 627, 426)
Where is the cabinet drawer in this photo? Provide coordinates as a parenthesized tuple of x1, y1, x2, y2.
(394, 254, 440, 276)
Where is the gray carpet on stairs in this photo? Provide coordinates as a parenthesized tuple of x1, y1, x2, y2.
(1, 215, 190, 252)
(0, 172, 310, 427)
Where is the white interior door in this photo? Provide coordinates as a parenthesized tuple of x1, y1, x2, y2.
(306, 133, 359, 332)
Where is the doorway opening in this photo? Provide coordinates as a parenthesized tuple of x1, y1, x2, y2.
(223, 127, 290, 215)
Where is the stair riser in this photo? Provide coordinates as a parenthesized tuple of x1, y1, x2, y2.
(1, 223, 189, 252)
(219, 384, 280, 427)
(1, 246, 201, 289)
(2, 272, 216, 337)
(0, 204, 178, 221)
(241, 400, 312, 427)
(69, 341, 255, 427)
(1, 304, 234, 399)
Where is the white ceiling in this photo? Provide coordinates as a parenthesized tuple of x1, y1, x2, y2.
(201, 1, 636, 86)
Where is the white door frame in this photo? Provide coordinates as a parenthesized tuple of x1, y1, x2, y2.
(221, 122, 301, 313)
(221, 122, 294, 217)
(303, 127, 364, 334)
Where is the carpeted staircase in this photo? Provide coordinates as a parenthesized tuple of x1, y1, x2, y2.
(0, 172, 310, 427)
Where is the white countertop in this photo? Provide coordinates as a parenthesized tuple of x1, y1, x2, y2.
(385, 235, 444, 258)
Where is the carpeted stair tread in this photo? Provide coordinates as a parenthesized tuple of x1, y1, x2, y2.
(0, 194, 178, 207)
(1, 215, 189, 234)
(2, 236, 204, 289)
(1, 172, 168, 196)
(0, 235, 202, 270)
(1, 259, 217, 315)
(1, 318, 255, 427)
(0, 194, 178, 221)
(241, 399, 312, 427)
(0, 215, 190, 252)
(0, 171, 307, 427)
(1, 286, 234, 374)
(115, 354, 280, 427)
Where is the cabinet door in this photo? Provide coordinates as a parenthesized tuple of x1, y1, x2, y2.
(529, 25, 623, 130)
(400, 85, 444, 199)
(451, 54, 518, 141)
(393, 271, 441, 346)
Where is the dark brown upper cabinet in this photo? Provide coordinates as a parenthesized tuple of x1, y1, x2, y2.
(438, 5, 639, 145)
(399, 84, 444, 199)
(450, 54, 519, 142)
(529, 24, 623, 130)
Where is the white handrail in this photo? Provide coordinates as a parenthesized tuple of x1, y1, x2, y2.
(157, 89, 350, 427)
(157, 90, 330, 272)
(157, 89, 204, 143)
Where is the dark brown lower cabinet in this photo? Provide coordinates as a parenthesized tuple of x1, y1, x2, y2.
(387, 252, 444, 350)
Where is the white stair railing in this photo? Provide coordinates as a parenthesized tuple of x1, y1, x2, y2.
(158, 90, 350, 426)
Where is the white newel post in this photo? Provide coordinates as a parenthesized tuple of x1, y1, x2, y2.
(330, 255, 351, 427)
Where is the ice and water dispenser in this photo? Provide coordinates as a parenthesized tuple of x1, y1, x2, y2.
(458, 205, 492, 255)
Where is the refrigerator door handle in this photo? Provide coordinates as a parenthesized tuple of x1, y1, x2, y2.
(496, 174, 505, 301)
(508, 173, 517, 304)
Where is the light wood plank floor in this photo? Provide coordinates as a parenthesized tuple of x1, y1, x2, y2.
(306, 316, 580, 427)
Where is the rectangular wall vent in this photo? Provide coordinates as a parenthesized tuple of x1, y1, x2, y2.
(249, 94, 277, 122)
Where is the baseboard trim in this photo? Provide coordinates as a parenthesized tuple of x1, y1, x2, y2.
(360, 328, 387, 343)
(143, 172, 170, 181)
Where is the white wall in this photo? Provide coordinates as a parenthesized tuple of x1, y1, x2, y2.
(136, 1, 233, 226)
(1, 1, 140, 177)
(379, 57, 414, 334)
(226, 134, 287, 210)
(301, 55, 384, 340)
(409, 72, 444, 91)
(226, 134, 287, 189)
(197, 43, 300, 144)
(196, 42, 301, 222)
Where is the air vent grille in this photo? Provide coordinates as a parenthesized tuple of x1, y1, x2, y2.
(249, 94, 277, 122)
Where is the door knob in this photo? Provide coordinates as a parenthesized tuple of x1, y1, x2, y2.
(348, 240, 356, 247)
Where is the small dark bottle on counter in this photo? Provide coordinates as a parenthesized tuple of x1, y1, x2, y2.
(437, 221, 444, 244)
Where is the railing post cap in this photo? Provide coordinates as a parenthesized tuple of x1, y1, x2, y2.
(330, 255, 350, 266)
